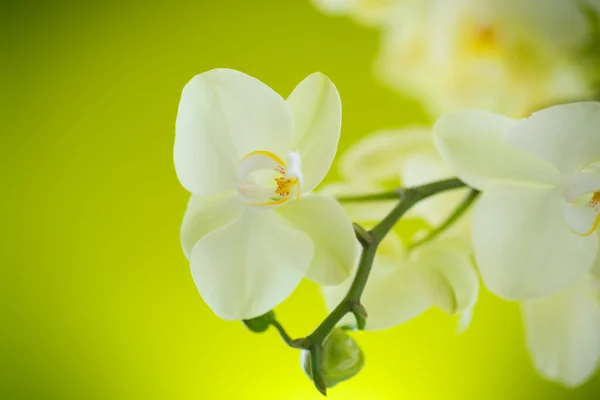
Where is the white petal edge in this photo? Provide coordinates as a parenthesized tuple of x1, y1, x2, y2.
(338, 128, 435, 183)
(593, 233, 600, 279)
(434, 110, 559, 191)
(522, 277, 600, 387)
(562, 166, 600, 201)
(563, 202, 600, 237)
(276, 194, 360, 285)
(505, 102, 600, 174)
(472, 185, 598, 300)
(175, 69, 294, 196)
(180, 191, 243, 258)
(322, 232, 431, 331)
(287, 72, 342, 193)
(190, 209, 314, 320)
(413, 246, 479, 316)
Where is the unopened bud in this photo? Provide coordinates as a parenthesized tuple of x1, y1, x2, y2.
(242, 311, 274, 333)
(301, 328, 365, 388)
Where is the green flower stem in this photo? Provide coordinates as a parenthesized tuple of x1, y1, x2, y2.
(268, 318, 295, 347)
(261, 178, 467, 396)
(336, 191, 401, 202)
(409, 188, 480, 251)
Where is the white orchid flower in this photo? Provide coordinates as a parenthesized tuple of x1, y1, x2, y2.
(320, 129, 478, 331)
(175, 69, 359, 320)
(435, 102, 600, 300)
(311, 0, 396, 25)
(374, 0, 596, 117)
(522, 237, 600, 387)
(323, 227, 479, 331)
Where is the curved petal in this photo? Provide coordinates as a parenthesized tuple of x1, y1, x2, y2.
(312, 0, 392, 25)
(472, 185, 598, 300)
(175, 69, 293, 196)
(322, 233, 431, 331)
(338, 128, 435, 183)
(190, 209, 314, 320)
(593, 233, 600, 279)
(563, 166, 600, 201)
(180, 191, 243, 258)
(433, 110, 559, 191)
(287, 73, 341, 192)
(413, 246, 479, 315)
(322, 270, 432, 331)
(355, 263, 431, 331)
(563, 202, 600, 237)
(505, 103, 600, 174)
(276, 194, 359, 285)
(522, 277, 600, 387)
(456, 307, 474, 334)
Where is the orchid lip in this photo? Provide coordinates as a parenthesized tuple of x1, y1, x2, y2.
(237, 150, 303, 207)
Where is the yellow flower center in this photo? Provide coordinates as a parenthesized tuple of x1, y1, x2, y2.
(577, 191, 600, 236)
(589, 191, 600, 209)
(237, 150, 302, 207)
(274, 177, 299, 198)
(472, 25, 497, 54)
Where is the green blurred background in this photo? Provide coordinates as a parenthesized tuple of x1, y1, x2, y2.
(3, 0, 599, 398)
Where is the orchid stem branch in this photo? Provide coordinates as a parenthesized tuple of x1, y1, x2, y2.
(262, 178, 467, 396)
(409, 188, 480, 251)
(268, 318, 295, 347)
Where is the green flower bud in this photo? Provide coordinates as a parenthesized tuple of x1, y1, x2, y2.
(301, 328, 365, 388)
(242, 311, 275, 333)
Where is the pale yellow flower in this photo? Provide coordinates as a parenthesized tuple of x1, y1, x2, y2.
(375, 0, 597, 117)
(311, 0, 397, 25)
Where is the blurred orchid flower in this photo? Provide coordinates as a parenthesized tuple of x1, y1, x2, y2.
(434, 102, 600, 300)
(321, 129, 478, 331)
(522, 239, 600, 387)
(315, 0, 598, 117)
(175, 69, 359, 320)
(312, 0, 396, 25)
(377, 0, 598, 117)
(337, 127, 470, 228)
(322, 228, 479, 331)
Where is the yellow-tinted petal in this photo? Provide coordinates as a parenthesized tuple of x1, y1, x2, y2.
(180, 191, 243, 258)
(277, 194, 359, 285)
(414, 245, 479, 315)
(287, 73, 341, 192)
(505, 103, 600, 174)
(322, 232, 431, 331)
(472, 185, 598, 299)
(175, 69, 293, 196)
(190, 209, 314, 320)
(522, 276, 600, 387)
(434, 110, 559, 191)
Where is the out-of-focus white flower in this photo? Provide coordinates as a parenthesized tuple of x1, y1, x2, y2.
(521, 235, 600, 387)
(321, 128, 478, 331)
(434, 102, 600, 300)
(175, 69, 359, 320)
(337, 127, 469, 228)
(372, 0, 597, 117)
(323, 229, 479, 331)
(311, 0, 397, 25)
